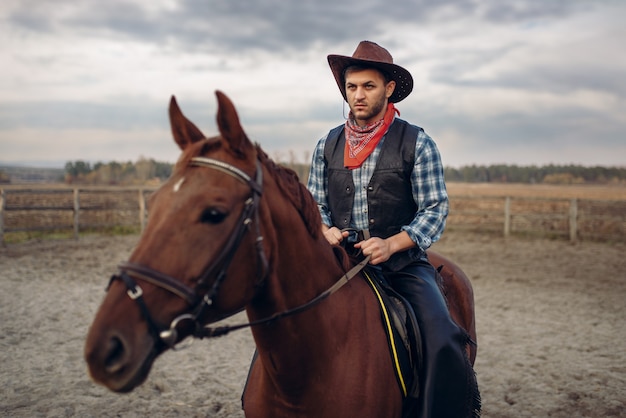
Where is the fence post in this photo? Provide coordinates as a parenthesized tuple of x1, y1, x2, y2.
(569, 198, 578, 242)
(138, 189, 146, 231)
(504, 196, 511, 238)
(73, 188, 80, 239)
(0, 189, 5, 244)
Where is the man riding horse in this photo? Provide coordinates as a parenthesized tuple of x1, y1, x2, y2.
(307, 40, 480, 417)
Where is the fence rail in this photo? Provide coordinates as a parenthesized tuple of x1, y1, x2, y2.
(447, 195, 626, 242)
(1, 187, 625, 243)
(0, 187, 153, 242)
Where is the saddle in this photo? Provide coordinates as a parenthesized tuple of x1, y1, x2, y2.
(362, 266, 423, 400)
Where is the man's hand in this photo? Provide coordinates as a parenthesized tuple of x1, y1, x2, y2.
(354, 237, 392, 265)
(354, 231, 416, 265)
(322, 225, 350, 246)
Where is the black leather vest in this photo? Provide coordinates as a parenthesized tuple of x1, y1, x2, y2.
(324, 119, 423, 271)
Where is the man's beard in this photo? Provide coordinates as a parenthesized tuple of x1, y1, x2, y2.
(350, 93, 387, 124)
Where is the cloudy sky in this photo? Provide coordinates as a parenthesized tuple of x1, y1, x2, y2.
(1, 0, 625, 168)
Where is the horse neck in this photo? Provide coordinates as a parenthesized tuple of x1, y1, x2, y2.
(250, 223, 346, 328)
(247, 190, 356, 381)
(250, 165, 348, 326)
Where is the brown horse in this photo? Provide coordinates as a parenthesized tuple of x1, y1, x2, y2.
(84, 91, 477, 417)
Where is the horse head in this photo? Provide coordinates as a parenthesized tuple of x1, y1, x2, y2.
(84, 91, 291, 392)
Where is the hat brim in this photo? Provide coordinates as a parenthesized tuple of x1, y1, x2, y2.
(328, 54, 414, 103)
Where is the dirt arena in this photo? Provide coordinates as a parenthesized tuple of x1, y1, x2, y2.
(1, 231, 624, 417)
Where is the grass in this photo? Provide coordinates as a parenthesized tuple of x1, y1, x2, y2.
(2, 225, 141, 245)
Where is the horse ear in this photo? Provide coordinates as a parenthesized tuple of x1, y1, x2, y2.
(215, 90, 253, 159)
(169, 96, 205, 150)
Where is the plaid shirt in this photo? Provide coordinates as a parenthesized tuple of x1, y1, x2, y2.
(307, 122, 449, 252)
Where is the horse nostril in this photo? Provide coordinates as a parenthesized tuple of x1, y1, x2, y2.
(104, 336, 126, 374)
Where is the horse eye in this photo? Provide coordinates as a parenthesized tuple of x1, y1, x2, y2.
(200, 207, 227, 224)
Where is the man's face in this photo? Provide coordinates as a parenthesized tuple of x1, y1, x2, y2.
(344, 68, 396, 127)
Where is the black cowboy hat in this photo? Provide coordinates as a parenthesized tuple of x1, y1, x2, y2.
(327, 40, 414, 103)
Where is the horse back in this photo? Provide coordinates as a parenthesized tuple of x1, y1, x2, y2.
(427, 251, 478, 365)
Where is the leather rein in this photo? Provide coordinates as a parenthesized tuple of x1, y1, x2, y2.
(108, 156, 369, 349)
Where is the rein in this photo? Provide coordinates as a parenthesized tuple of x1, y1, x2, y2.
(194, 254, 370, 339)
(107, 155, 370, 349)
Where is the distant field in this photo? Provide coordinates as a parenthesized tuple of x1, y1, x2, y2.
(446, 182, 626, 201)
(5, 182, 626, 200)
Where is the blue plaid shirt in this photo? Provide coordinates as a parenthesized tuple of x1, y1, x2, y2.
(307, 122, 449, 252)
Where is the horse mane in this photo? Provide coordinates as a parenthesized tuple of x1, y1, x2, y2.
(255, 144, 322, 240)
(256, 146, 351, 271)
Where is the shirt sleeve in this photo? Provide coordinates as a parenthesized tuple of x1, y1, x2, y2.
(400, 129, 449, 251)
(306, 134, 333, 227)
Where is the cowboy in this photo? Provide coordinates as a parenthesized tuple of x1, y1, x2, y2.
(307, 41, 479, 417)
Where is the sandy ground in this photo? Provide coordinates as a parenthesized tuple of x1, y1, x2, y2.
(1, 231, 625, 417)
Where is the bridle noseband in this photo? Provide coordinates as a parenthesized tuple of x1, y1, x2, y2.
(108, 155, 369, 350)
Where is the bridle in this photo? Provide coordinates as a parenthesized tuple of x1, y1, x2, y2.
(108, 155, 368, 350)
(108, 156, 266, 347)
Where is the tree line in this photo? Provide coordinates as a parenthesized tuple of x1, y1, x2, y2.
(64, 158, 173, 185)
(62, 159, 626, 186)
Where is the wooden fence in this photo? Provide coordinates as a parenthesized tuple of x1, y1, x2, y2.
(1, 187, 625, 243)
(447, 195, 625, 242)
(0, 187, 153, 243)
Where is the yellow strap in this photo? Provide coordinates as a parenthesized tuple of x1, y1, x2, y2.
(363, 271, 408, 396)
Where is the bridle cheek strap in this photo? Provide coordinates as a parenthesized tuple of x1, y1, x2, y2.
(192, 160, 267, 309)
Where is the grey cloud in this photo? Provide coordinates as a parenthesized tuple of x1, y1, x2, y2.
(6, 0, 592, 54)
(0, 100, 210, 131)
(410, 102, 626, 167)
(478, 1, 586, 22)
(431, 53, 626, 96)
(3, 0, 622, 167)
(417, 100, 624, 150)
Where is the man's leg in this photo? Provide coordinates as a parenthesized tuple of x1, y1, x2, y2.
(387, 260, 479, 418)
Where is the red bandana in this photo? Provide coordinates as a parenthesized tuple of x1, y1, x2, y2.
(344, 103, 399, 169)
